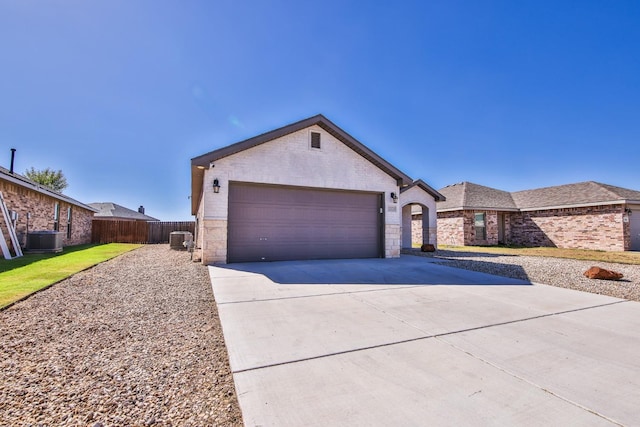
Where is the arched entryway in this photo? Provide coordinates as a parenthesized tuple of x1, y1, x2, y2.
(399, 180, 442, 250)
(401, 204, 431, 249)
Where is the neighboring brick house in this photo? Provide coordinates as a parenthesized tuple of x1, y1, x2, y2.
(89, 203, 159, 221)
(191, 114, 444, 264)
(0, 166, 97, 250)
(430, 181, 640, 251)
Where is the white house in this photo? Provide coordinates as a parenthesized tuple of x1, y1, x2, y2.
(190, 114, 444, 264)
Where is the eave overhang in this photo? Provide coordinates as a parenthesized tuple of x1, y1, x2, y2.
(190, 114, 414, 215)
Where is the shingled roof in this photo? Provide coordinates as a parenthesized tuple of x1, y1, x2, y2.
(89, 202, 159, 221)
(437, 182, 518, 212)
(437, 181, 640, 212)
(0, 166, 97, 212)
(512, 182, 640, 210)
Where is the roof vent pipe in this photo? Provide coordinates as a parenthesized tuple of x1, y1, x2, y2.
(138, 205, 145, 214)
(10, 148, 16, 174)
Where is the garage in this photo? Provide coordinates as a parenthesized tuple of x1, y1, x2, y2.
(191, 114, 444, 264)
(228, 182, 383, 263)
(630, 205, 640, 251)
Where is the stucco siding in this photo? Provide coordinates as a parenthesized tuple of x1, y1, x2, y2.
(401, 185, 439, 247)
(198, 125, 400, 264)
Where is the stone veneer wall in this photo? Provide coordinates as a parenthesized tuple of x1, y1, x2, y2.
(200, 219, 228, 264)
(385, 224, 401, 258)
(0, 179, 93, 250)
(509, 205, 626, 251)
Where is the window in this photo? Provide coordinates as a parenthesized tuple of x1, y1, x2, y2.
(474, 212, 486, 240)
(67, 207, 72, 239)
(53, 202, 60, 231)
(310, 131, 321, 149)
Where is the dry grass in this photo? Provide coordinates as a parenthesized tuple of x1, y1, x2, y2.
(437, 245, 640, 265)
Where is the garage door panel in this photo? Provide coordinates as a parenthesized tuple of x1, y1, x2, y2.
(630, 204, 640, 251)
(228, 183, 381, 263)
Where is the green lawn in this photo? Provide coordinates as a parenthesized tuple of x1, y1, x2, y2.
(0, 243, 142, 309)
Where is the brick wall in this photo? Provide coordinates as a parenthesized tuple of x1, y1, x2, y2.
(438, 210, 501, 246)
(410, 215, 437, 246)
(411, 216, 422, 246)
(1, 179, 93, 250)
(509, 205, 626, 251)
(479, 211, 499, 245)
(437, 205, 627, 251)
(437, 211, 465, 246)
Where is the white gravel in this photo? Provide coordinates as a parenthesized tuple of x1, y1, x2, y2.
(405, 249, 640, 302)
(0, 245, 242, 427)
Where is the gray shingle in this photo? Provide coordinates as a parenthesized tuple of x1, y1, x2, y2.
(512, 181, 640, 210)
(89, 202, 159, 221)
(437, 181, 640, 212)
(437, 182, 517, 211)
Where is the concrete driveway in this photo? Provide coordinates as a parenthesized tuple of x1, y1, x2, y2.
(208, 256, 640, 426)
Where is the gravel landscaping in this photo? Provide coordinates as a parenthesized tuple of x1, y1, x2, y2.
(405, 249, 640, 302)
(3, 244, 638, 426)
(0, 245, 242, 426)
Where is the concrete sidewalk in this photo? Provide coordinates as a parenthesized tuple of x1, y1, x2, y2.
(209, 257, 640, 426)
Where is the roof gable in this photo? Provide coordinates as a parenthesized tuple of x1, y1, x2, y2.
(400, 179, 446, 201)
(190, 114, 413, 214)
(437, 182, 517, 211)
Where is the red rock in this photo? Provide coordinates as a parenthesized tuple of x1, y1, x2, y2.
(583, 266, 623, 280)
(420, 244, 436, 252)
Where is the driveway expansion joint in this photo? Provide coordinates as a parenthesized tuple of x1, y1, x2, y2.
(216, 285, 426, 305)
(437, 336, 626, 426)
(231, 299, 630, 375)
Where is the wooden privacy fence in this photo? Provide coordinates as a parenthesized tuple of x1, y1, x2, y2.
(92, 220, 195, 244)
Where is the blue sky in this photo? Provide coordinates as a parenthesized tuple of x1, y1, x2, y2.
(1, 1, 639, 220)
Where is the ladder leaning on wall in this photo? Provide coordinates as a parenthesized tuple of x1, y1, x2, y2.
(0, 191, 23, 259)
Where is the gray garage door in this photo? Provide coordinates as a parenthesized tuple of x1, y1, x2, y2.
(630, 205, 640, 251)
(228, 182, 383, 263)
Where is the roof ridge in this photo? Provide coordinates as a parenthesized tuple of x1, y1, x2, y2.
(589, 181, 619, 200)
(461, 181, 468, 206)
(592, 181, 632, 199)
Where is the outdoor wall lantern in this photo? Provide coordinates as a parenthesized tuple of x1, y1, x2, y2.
(213, 179, 221, 194)
(625, 208, 632, 216)
(390, 192, 398, 203)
